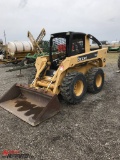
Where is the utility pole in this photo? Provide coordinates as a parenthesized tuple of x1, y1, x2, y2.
(4, 30, 6, 44)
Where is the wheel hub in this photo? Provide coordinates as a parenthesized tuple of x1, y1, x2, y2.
(96, 74, 102, 87)
(74, 80, 84, 96)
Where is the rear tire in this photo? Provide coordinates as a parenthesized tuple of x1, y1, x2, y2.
(118, 54, 120, 69)
(86, 68, 104, 94)
(60, 72, 87, 104)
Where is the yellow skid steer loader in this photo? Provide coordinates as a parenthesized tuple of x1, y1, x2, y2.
(0, 32, 107, 126)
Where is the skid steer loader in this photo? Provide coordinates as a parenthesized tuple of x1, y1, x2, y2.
(0, 32, 107, 126)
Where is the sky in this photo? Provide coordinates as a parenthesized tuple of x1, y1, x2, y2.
(0, 0, 120, 43)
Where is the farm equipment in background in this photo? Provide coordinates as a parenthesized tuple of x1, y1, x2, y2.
(0, 28, 46, 65)
(0, 31, 107, 126)
(6, 52, 47, 75)
(6, 29, 47, 74)
(6, 43, 50, 74)
(107, 46, 120, 53)
(0, 41, 34, 65)
(18, 37, 49, 67)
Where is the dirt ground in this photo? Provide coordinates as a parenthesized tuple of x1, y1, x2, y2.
(0, 52, 120, 160)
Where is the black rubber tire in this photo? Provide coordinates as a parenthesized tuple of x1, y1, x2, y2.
(118, 54, 120, 69)
(60, 72, 87, 104)
(86, 68, 104, 94)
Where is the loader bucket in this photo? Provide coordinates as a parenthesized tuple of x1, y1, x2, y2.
(0, 84, 60, 126)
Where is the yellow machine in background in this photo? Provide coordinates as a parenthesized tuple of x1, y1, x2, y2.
(0, 32, 107, 126)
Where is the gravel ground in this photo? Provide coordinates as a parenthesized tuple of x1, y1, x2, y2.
(0, 52, 120, 160)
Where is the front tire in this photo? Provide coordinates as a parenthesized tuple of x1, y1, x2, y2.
(86, 68, 104, 94)
(60, 72, 87, 104)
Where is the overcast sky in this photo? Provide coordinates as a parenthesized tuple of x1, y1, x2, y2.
(0, 0, 119, 43)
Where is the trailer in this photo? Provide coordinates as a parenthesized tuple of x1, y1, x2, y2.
(107, 46, 120, 53)
(0, 28, 46, 64)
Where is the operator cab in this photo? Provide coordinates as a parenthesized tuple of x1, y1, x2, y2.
(48, 32, 102, 72)
(49, 32, 86, 70)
